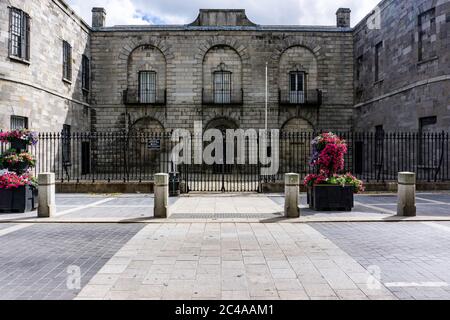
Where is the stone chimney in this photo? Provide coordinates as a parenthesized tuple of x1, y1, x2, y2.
(336, 8, 351, 28)
(92, 7, 106, 28)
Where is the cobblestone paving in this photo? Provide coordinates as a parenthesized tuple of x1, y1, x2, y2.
(0, 224, 144, 300)
(76, 223, 395, 300)
(311, 222, 450, 300)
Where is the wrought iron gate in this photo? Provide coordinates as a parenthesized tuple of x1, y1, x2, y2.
(182, 163, 261, 192)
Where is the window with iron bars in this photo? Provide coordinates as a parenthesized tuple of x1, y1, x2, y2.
(139, 71, 157, 103)
(8, 7, 30, 62)
(10, 116, 28, 130)
(62, 41, 72, 82)
(289, 71, 305, 104)
(214, 71, 231, 104)
(82, 55, 90, 91)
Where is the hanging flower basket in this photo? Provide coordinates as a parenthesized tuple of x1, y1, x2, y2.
(0, 130, 38, 151)
(0, 150, 36, 174)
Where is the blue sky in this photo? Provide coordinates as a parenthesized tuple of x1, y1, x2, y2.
(67, 0, 381, 27)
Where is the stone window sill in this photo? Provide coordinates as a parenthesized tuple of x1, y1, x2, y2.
(417, 56, 439, 66)
(9, 55, 30, 65)
(62, 78, 72, 85)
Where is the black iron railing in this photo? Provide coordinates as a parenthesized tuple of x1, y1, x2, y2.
(123, 89, 167, 105)
(202, 89, 244, 106)
(279, 89, 322, 106)
(1, 131, 449, 184)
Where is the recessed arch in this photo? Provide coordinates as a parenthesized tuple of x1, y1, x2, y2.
(130, 116, 165, 133)
(281, 117, 315, 132)
(204, 116, 239, 131)
(202, 45, 243, 104)
(126, 45, 167, 102)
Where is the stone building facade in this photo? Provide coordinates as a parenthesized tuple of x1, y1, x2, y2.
(90, 9, 354, 134)
(0, 0, 92, 132)
(0, 0, 448, 135)
(354, 0, 450, 132)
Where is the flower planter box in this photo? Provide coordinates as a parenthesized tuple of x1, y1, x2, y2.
(0, 185, 38, 213)
(307, 185, 354, 211)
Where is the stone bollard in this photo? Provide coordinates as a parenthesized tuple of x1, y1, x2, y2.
(154, 173, 169, 218)
(38, 173, 56, 218)
(397, 172, 416, 217)
(285, 173, 300, 218)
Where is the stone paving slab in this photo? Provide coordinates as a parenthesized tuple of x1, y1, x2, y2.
(311, 222, 450, 300)
(1, 192, 449, 223)
(76, 223, 396, 300)
(0, 223, 144, 300)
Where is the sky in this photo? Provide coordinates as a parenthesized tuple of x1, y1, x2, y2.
(67, 0, 381, 27)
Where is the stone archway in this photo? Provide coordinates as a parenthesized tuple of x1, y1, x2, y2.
(281, 117, 314, 132)
(127, 117, 166, 175)
(280, 117, 315, 176)
(205, 117, 239, 131)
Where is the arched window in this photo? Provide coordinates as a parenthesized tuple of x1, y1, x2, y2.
(139, 71, 157, 103)
(213, 71, 232, 104)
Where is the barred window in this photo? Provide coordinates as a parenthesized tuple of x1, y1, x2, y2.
(418, 8, 437, 61)
(63, 41, 72, 82)
(8, 7, 30, 61)
(139, 71, 156, 103)
(289, 71, 305, 104)
(82, 55, 90, 91)
(213, 71, 231, 104)
(10, 116, 28, 130)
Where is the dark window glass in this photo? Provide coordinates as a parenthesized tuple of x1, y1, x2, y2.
(8, 7, 30, 61)
(63, 41, 72, 81)
(10, 116, 28, 130)
(82, 55, 90, 91)
(375, 125, 384, 166)
(62, 124, 71, 165)
(418, 116, 437, 165)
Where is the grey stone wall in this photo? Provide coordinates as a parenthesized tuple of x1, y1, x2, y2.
(90, 24, 354, 133)
(0, 0, 91, 132)
(353, 0, 450, 131)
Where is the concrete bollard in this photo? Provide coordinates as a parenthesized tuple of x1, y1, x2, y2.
(397, 172, 416, 217)
(285, 173, 300, 218)
(38, 173, 56, 218)
(154, 173, 169, 218)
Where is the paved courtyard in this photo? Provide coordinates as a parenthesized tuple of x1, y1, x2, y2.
(1, 192, 450, 222)
(0, 192, 449, 300)
(0, 221, 449, 300)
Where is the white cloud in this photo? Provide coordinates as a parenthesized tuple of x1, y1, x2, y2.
(68, 0, 148, 26)
(67, 0, 381, 27)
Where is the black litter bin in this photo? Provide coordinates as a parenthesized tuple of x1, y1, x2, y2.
(169, 172, 180, 197)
